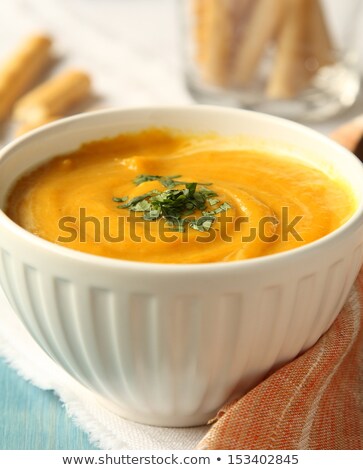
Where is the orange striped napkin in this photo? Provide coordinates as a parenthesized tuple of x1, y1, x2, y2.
(197, 119, 363, 450)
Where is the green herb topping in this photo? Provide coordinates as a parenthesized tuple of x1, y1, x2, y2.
(114, 175, 232, 232)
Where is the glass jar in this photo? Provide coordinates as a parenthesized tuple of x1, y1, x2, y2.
(181, 0, 361, 121)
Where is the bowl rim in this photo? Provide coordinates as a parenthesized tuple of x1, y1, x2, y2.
(1, 105, 363, 273)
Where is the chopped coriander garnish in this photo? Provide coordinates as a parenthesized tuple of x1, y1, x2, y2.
(133, 174, 182, 188)
(117, 190, 160, 209)
(133, 174, 213, 189)
(203, 202, 232, 216)
(207, 198, 219, 206)
(189, 215, 216, 232)
(130, 200, 151, 212)
(112, 196, 128, 203)
(114, 175, 232, 232)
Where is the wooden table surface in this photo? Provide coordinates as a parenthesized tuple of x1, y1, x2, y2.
(0, 357, 97, 450)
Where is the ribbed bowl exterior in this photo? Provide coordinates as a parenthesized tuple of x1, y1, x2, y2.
(0, 107, 363, 426)
(0, 227, 362, 426)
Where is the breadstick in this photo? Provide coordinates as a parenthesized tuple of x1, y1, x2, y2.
(15, 115, 61, 137)
(193, 0, 208, 65)
(307, 0, 334, 68)
(228, 0, 256, 77)
(231, 0, 285, 86)
(0, 34, 52, 122)
(267, 0, 310, 99)
(194, 0, 253, 67)
(199, 0, 234, 86)
(300, 0, 333, 79)
(13, 70, 91, 122)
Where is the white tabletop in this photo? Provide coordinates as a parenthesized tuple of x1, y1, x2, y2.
(0, 0, 362, 145)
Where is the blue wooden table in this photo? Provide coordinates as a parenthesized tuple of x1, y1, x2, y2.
(0, 357, 98, 450)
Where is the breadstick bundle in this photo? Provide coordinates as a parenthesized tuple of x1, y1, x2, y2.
(0, 33, 93, 136)
(190, 0, 334, 99)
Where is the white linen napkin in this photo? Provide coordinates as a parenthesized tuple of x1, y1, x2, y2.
(0, 287, 208, 450)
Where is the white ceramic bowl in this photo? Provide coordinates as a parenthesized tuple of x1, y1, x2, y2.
(0, 107, 363, 427)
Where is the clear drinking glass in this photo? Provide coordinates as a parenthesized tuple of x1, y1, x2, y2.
(181, 0, 361, 121)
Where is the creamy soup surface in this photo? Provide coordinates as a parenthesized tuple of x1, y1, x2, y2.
(6, 129, 356, 263)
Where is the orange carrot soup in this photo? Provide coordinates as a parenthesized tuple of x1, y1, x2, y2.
(6, 129, 356, 263)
